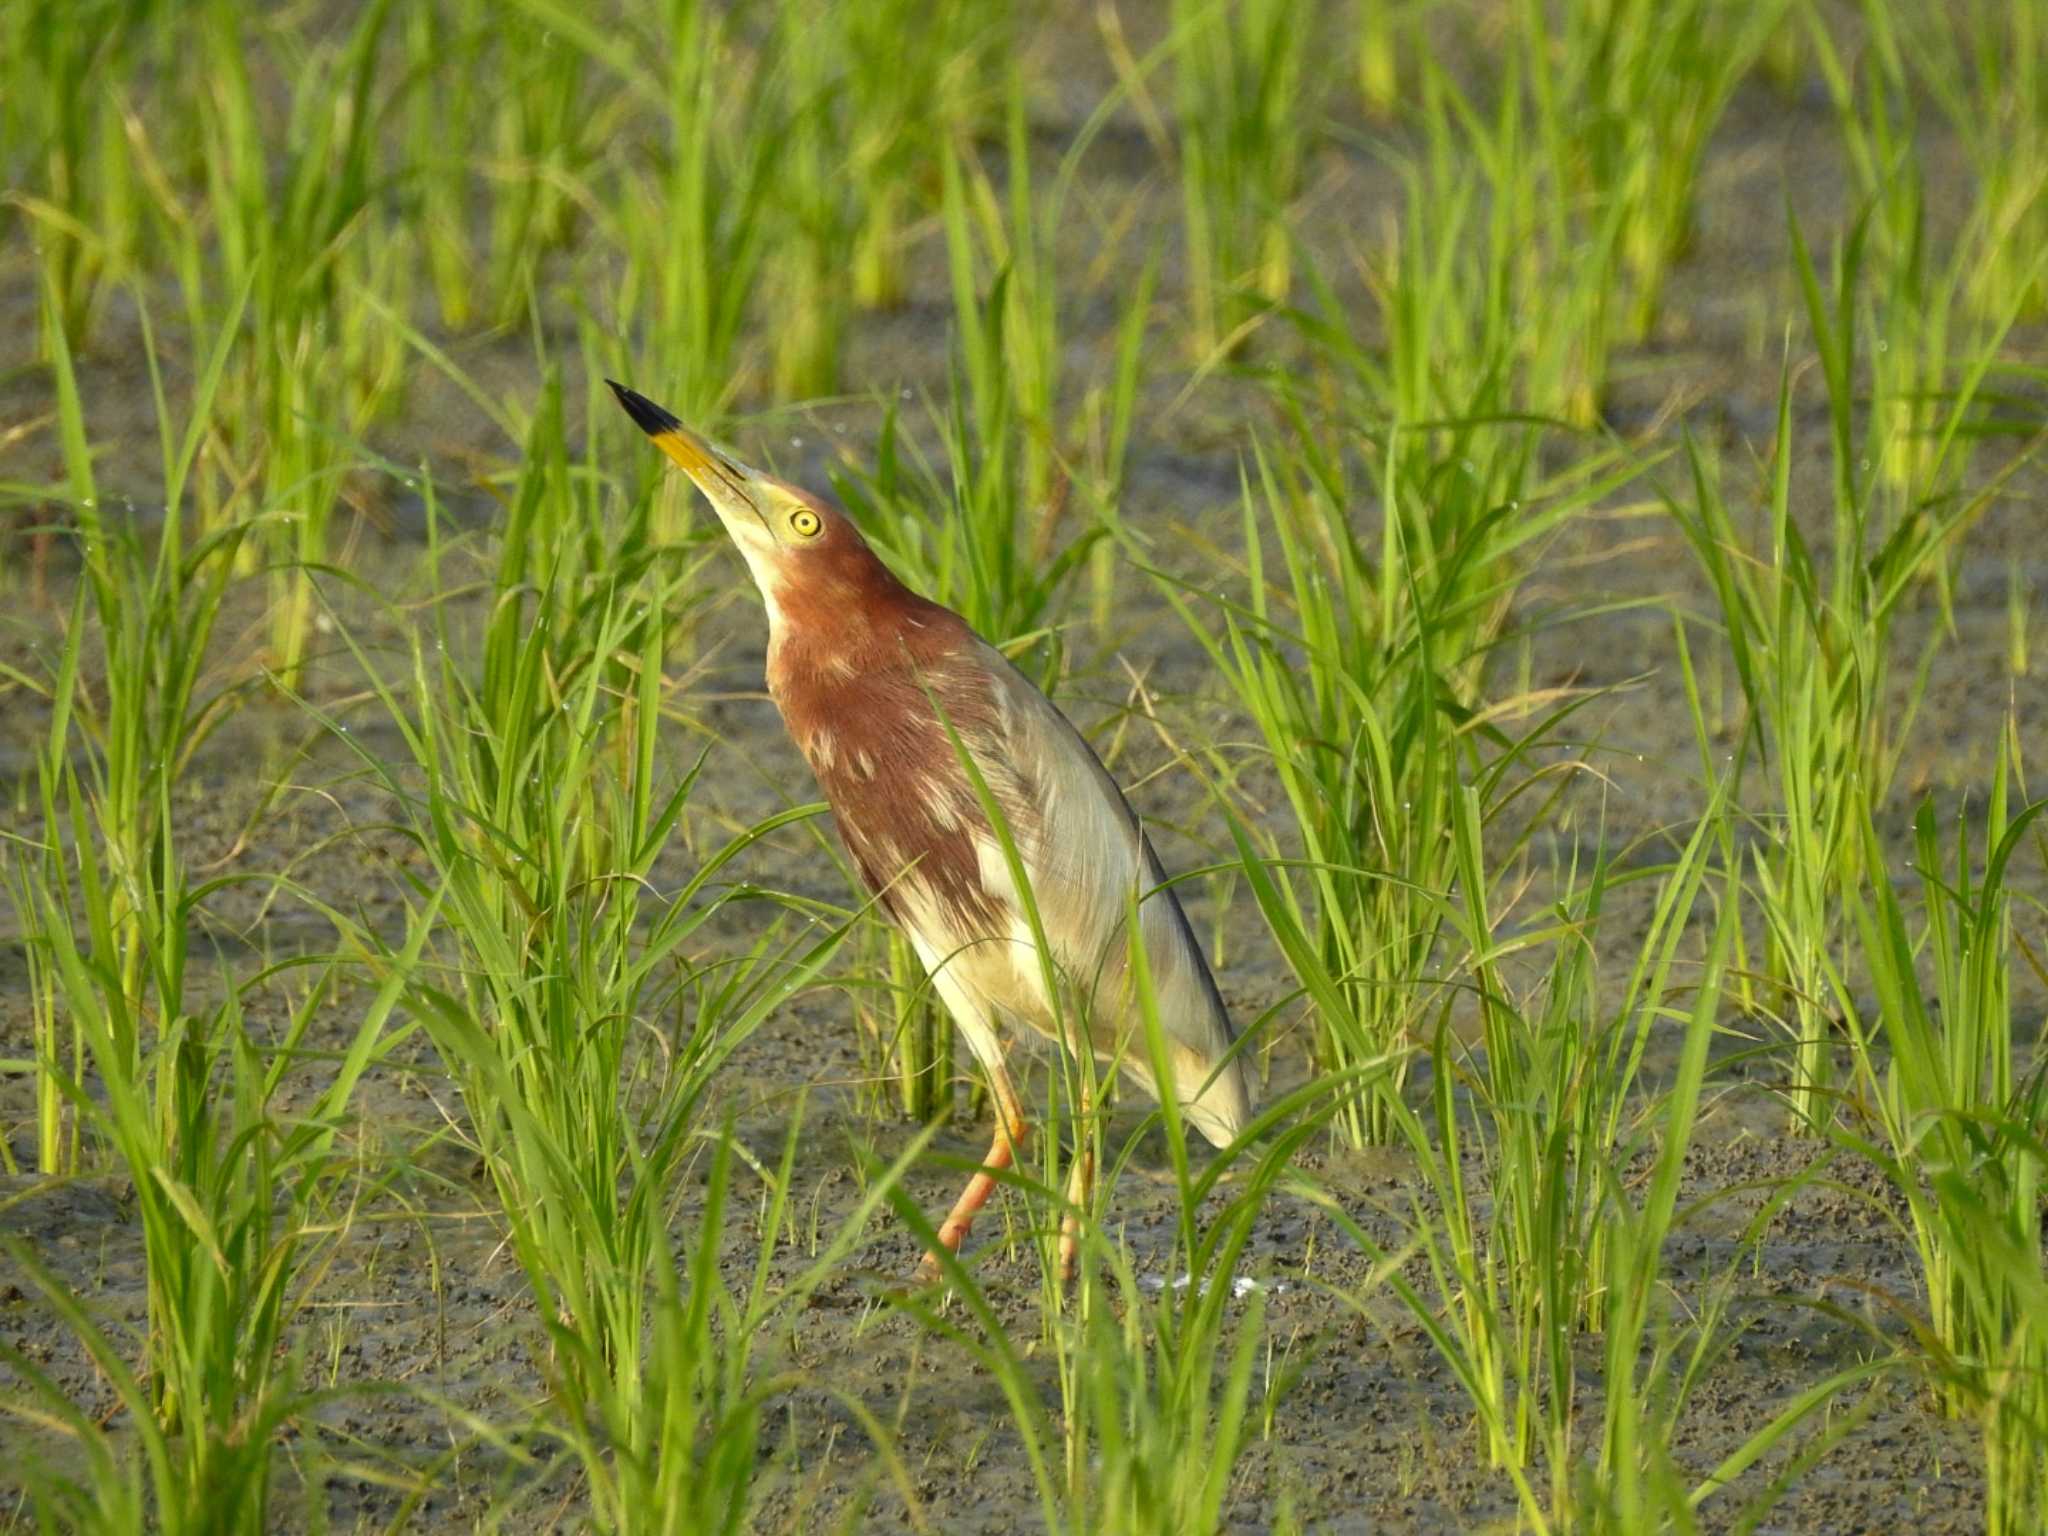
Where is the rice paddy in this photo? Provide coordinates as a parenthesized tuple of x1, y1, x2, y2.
(2, 1, 2045, 1531)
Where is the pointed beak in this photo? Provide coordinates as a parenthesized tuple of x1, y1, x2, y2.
(605, 379, 768, 521)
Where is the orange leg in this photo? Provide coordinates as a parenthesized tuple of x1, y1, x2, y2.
(914, 1060, 1028, 1283)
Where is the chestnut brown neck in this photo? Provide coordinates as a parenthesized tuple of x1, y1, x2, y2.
(763, 540, 971, 698)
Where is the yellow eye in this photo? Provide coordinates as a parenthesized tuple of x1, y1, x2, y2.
(789, 507, 822, 539)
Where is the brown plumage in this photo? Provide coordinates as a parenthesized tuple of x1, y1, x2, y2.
(773, 587, 1005, 934)
(609, 380, 1252, 1278)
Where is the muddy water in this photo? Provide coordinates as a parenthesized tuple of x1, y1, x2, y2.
(3, 47, 2043, 1536)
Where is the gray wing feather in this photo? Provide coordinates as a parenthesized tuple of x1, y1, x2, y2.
(975, 648, 1253, 1146)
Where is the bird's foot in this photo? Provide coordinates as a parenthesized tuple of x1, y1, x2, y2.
(911, 1219, 971, 1288)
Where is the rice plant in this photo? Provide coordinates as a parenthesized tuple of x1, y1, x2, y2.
(0, 290, 423, 1530)
(1898, 0, 2048, 322)
(1576, 886, 1897, 1533)
(1806, 0, 2041, 513)
(483, 2, 604, 317)
(1300, 774, 1884, 1528)
(0, 924, 430, 1533)
(1159, 409, 1637, 1150)
(756, 0, 1012, 396)
(1833, 724, 2048, 1535)
(1357, 42, 1618, 426)
(1353, 0, 1406, 122)
(1171, 0, 1324, 360)
(399, 0, 483, 331)
(842, 0, 1010, 311)
(758, 0, 858, 402)
(1, 0, 180, 348)
(157, 0, 413, 686)
(511, 0, 781, 427)
(834, 67, 1157, 677)
(0, 278, 255, 1172)
(4, 1, 2046, 1527)
(1517, 0, 1791, 344)
(1670, 211, 2029, 1134)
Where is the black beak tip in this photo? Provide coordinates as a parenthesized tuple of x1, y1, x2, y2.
(605, 378, 683, 438)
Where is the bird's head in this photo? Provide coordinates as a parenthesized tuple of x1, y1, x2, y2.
(607, 379, 870, 614)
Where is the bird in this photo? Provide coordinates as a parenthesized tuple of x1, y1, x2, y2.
(607, 379, 1252, 1280)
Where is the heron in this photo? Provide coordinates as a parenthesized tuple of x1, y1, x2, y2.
(608, 380, 1251, 1280)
